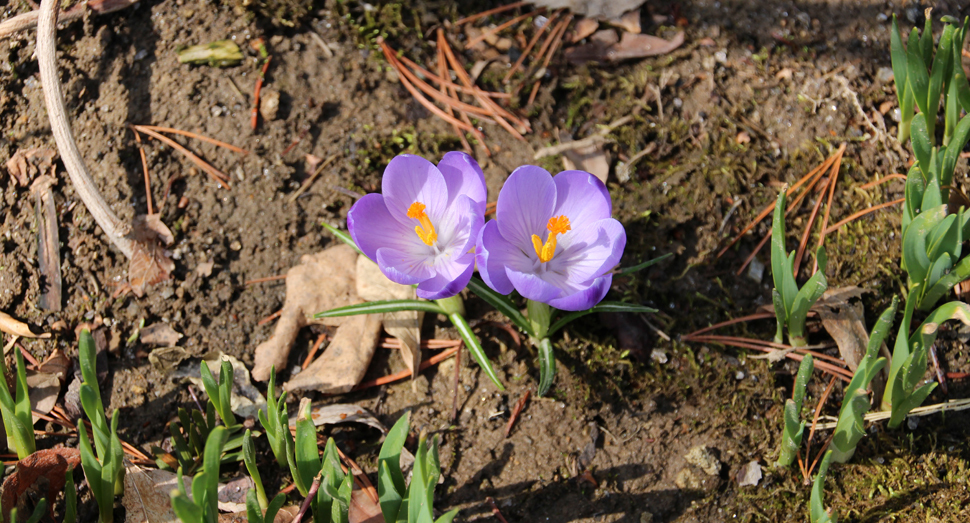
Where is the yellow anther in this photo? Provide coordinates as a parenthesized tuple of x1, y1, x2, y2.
(531, 215, 571, 263)
(407, 202, 437, 246)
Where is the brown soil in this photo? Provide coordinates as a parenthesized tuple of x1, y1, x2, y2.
(2, 0, 970, 522)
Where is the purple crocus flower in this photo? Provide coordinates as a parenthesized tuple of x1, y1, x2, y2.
(476, 166, 625, 311)
(348, 152, 486, 300)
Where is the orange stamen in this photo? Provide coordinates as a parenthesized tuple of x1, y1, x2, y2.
(407, 202, 437, 246)
(531, 215, 571, 263)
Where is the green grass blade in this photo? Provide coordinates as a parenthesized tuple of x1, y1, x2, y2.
(321, 221, 365, 256)
(618, 252, 673, 274)
(537, 337, 556, 397)
(315, 300, 445, 318)
(810, 450, 837, 523)
(546, 302, 657, 338)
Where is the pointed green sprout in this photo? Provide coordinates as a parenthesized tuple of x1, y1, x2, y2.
(0, 344, 36, 459)
(200, 358, 238, 428)
(246, 490, 286, 523)
(810, 450, 838, 523)
(257, 366, 288, 469)
(64, 467, 77, 523)
(242, 429, 268, 510)
(770, 190, 827, 347)
(830, 298, 897, 463)
(9, 497, 47, 523)
(882, 297, 970, 428)
(170, 426, 229, 523)
(377, 413, 459, 523)
(774, 354, 813, 468)
(78, 412, 125, 523)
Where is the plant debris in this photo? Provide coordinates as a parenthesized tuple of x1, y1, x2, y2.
(5, 148, 56, 187)
(0, 448, 79, 518)
(177, 39, 243, 67)
(139, 323, 183, 347)
(127, 214, 176, 298)
(356, 256, 422, 383)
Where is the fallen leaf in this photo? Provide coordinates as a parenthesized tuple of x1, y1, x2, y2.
(36, 349, 70, 383)
(561, 138, 610, 183)
(140, 323, 183, 347)
(0, 448, 79, 518)
(183, 354, 267, 420)
(349, 489, 383, 523)
(252, 245, 362, 382)
(5, 148, 56, 187)
(217, 476, 253, 513)
(813, 286, 870, 371)
(123, 462, 183, 523)
(356, 256, 422, 382)
(26, 371, 60, 423)
(219, 508, 297, 523)
(569, 18, 600, 43)
(283, 314, 382, 394)
(566, 30, 685, 64)
(736, 460, 762, 487)
(289, 403, 386, 433)
(31, 175, 62, 312)
(607, 9, 641, 34)
(128, 214, 176, 298)
(0, 312, 50, 339)
(148, 346, 191, 374)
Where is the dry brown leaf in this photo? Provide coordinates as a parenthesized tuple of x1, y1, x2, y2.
(562, 139, 611, 183)
(283, 314, 382, 394)
(566, 30, 685, 64)
(349, 489, 383, 523)
(813, 286, 870, 371)
(128, 214, 176, 298)
(356, 256, 422, 382)
(0, 448, 79, 518)
(0, 311, 50, 339)
(252, 245, 361, 382)
(31, 175, 62, 311)
(148, 346, 190, 374)
(140, 323, 183, 347)
(290, 403, 386, 433)
(26, 371, 60, 423)
(219, 508, 297, 523)
(123, 462, 183, 523)
(569, 18, 600, 43)
(37, 349, 70, 384)
(607, 9, 641, 34)
(5, 148, 56, 187)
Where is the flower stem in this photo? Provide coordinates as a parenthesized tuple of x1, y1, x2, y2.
(537, 337, 556, 396)
(435, 295, 466, 316)
(526, 300, 553, 339)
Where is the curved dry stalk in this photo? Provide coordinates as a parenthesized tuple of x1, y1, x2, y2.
(37, 0, 135, 259)
(1, 0, 137, 41)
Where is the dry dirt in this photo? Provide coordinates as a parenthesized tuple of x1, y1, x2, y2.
(1, 0, 970, 522)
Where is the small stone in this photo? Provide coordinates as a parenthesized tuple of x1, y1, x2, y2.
(650, 349, 668, 364)
(259, 89, 280, 121)
(675, 468, 702, 489)
(639, 512, 654, 523)
(747, 258, 765, 282)
(736, 460, 762, 487)
(907, 416, 920, 430)
(229, 240, 242, 251)
(875, 67, 894, 84)
(685, 445, 721, 476)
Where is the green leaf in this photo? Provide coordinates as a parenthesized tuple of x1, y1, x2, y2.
(80, 383, 109, 459)
(378, 413, 409, 523)
(264, 493, 287, 523)
(449, 312, 504, 390)
(911, 113, 933, 171)
(64, 467, 77, 523)
(921, 255, 970, 308)
(788, 248, 828, 345)
(315, 300, 445, 319)
(171, 491, 204, 523)
(0, 350, 32, 460)
(321, 221, 365, 256)
(902, 204, 947, 288)
(435, 509, 461, 523)
(927, 24, 955, 131)
(545, 302, 658, 338)
(903, 165, 926, 236)
(618, 252, 673, 274)
(217, 360, 237, 427)
(943, 113, 970, 186)
(810, 451, 837, 523)
(537, 337, 556, 397)
(203, 426, 229, 518)
(409, 436, 433, 523)
(792, 354, 813, 410)
(466, 277, 534, 336)
(246, 489, 261, 523)
(242, 430, 268, 510)
(78, 423, 107, 523)
(907, 27, 931, 122)
(830, 389, 872, 463)
(770, 191, 799, 313)
(295, 402, 321, 492)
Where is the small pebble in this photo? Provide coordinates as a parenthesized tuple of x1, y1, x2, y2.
(229, 240, 242, 251)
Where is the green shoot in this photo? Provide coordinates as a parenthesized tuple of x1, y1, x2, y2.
(810, 450, 837, 523)
(257, 366, 288, 469)
(170, 426, 229, 523)
(774, 354, 813, 468)
(246, 490, 286, 523)
(9, 498, 47, 523)
(64, 467, 77, 523)
(770, 189, 828, 347)
(200, 359, 238, 428)
(78, 412, 125, 523)
(0, 345, 36, 459)
(882, 296, 970, 427)
(377, 413, 459, 523)
(830, 298, 897, 463)
(242, 429, 268, 510)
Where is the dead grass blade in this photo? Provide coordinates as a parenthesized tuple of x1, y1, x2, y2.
(131, 125, 232, 189)
(133, 124, 249, 155)
(823, 199, 905, 235)
(456, 1, 528, 25)
(467, 9, 542, 48)
(504, 11, 561, 83)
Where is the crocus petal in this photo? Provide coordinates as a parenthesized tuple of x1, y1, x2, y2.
(437, 151, 487, 213)
(549, 218, 626, 285)
(475, 220, 518, 294)
(507, 267, 563, 304)
(547, 274, 613, 311)
(552, 170, 612, 227)
(417, 262, 474, 300)
(348, 193, 415, 262)
(496, 165, 557, 251)
(381, 154, 450, 225)
(435, 195, 482, 256)
(375, 247, 436, 285)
